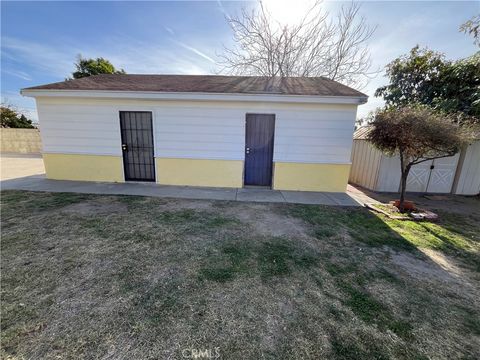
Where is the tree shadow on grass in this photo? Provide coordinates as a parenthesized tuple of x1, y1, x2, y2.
(285, 204, 419, 251)
(280, 203, 479, 359)
(415, 221, 480, 272)
(286, 203, 479, 272)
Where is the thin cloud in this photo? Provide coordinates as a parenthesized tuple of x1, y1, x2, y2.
(164, 26, 175, 35)
(216, 0, 230, 19)
(98, 37, 217, 73)
(1, 35, 218, 80)
(1, 36, 74, 77)
(173, 40, 216, 63)
(2, 69, 32, 81)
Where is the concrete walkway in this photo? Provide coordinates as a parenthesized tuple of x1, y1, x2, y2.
(0, 153, 44, 180)
(0, 175, 361, 206)
(0, 153, 360, 206)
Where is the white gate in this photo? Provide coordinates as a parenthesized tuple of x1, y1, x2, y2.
(406, 154, 459, 193)
(406, 160, 433, 192)
(426, 154, 460, 193)
(350, 135, 479, 195)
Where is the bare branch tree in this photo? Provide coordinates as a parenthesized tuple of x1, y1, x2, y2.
(218, 0, 377, 88)
(460, 14, 480, 46)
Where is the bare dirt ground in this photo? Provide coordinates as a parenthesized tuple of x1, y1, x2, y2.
(348, 183, 480, 217)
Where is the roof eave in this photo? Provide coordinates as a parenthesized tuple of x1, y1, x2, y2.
(21, 89, 368, 105)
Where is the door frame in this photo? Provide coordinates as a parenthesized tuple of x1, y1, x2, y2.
(243, 113, 276, 188)
(119, 110, 156, 182)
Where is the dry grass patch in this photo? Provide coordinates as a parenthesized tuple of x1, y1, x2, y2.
(1, 190, 479, 359)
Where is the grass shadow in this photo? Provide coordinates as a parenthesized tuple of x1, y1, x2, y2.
(198, 236, 320, 282)
(286, 204, 419, 252)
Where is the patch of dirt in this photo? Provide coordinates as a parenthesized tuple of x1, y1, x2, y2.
(349, 184, 480, 218)
(390, 249, 479, 302)
(423, 195, 452, 201)
(420, 248, 464, 277)
(61, 200, 128, 215)
(223, 203, 309, 238)
(155, 199, 214, 211)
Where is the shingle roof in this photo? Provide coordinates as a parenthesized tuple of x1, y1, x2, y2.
(23, 74, 367, 97)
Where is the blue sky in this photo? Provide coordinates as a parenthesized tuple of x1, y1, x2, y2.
(1, 1, 478, 122)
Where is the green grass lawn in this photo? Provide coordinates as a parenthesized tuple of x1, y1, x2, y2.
(1, 190, 479, 359)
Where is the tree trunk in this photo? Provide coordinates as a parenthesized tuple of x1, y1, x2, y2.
(399, 171, 409, 213)
(399, 152, 411, 213)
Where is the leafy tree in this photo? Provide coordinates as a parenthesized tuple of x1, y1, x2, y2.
(0, 104, 35, 128)
(367, 106, 475, 212)
(71, 55, 126, 79)
(375, 46, 480, 122)
(433, 53, 480, 120)
(460, 14, 480, 46)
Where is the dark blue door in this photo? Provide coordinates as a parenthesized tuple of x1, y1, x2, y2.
(244, 114, 275, 186)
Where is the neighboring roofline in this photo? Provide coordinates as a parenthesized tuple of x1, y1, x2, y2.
(20, 89, 368, 105)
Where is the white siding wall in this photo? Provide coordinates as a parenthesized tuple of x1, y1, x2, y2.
(376, 155, 401, 192)
(348, 140, 382, 189)
(37, 101, 122, 156)
(36, 97, 357, 164)
(153, 105, 244, 160)
(274, 108, 356, 163)
(454, 141, 480, 195)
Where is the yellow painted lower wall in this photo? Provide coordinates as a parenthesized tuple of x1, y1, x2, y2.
(43, 153, 124, 182)
(156, 158, 243, 188)
(273, 162, 351, 192)
(42, 154, 349, 192)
